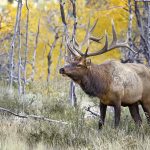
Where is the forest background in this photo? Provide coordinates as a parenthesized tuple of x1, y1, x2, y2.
(0, 0, 150, 150)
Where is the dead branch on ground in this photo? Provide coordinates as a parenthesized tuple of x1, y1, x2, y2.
(85, 105, 100, 117)
(0, 106, 68, 125)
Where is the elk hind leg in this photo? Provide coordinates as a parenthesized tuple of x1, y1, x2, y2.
(141, 102, 150, 125)
(128, 103, 142, 126)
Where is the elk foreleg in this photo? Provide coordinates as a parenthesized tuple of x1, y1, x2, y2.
(129, 103, 142, 126)
(114, 104, 121, 128)
(99, 102, 107, 129)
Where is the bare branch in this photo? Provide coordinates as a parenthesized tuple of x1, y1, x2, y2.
(70, 0, 77, 36)
(85, 106, 100, 117)
(0, 107, 68, 125)
(0, 15, 2, 29)
(59, 0, 67, 28)
(56, 36, 64, 72)
(28, 19, 40, 82)
(0, 33, 13, 44)
(47, 29, 59, 82)
(0, 52, 8, 57)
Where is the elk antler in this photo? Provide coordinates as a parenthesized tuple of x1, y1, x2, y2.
(84, 20, 137, 57)
(73, 20, 137, 57)
(66, 19, 136, 58)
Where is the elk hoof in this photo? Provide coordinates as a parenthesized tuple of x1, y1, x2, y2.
(98, 121, 103, 130)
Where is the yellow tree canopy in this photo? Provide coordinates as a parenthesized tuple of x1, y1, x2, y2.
(0, 0, 130, 80)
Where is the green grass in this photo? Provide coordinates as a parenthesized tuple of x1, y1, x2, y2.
(0, 79, 150, 150)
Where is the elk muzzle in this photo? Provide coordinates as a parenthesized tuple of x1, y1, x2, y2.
(59, 68, 65, 74)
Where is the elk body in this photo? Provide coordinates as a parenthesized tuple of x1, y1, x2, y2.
(59, 0, 150, 128)
(60, 58, 150, 127)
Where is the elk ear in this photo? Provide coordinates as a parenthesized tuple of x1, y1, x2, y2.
(86, 59, 91, 67)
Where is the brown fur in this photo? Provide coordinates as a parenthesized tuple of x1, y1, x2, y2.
(126, 63, 150, 123)
(60, 59, 150, 127)
(80, 63, 112, 97)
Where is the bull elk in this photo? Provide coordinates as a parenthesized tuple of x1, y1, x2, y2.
(59, 0, 150, 128)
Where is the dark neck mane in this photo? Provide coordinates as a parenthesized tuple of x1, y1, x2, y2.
(80, 64, 111, 97)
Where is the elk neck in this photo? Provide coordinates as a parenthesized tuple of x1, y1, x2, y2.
(79, 63, 112, 97)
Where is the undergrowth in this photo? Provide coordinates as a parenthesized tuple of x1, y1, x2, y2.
(0, 79, 150, 150)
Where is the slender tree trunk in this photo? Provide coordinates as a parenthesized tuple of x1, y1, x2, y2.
(69, 81, 77, 107)
(134, 1, 149, 65)
(22, 0, 29, 94)
(17, 2, 23, 96)
(148, 5, 150, 47)
(69, 0, 77, 107)
(127, 0, 134, 62)
(59, 0, 77, 107)
(147, 5, 150, 65)
(9, 1, 22, 89)
(143, 2, 148, 41)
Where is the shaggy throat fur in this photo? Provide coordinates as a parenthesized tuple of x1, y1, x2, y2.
(79, 66, 111, 97)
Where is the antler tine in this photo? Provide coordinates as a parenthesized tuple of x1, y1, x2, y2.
(109, 20, 117, 48)
(89, 19, 105, 44)
(72, 37, 84, 56)
(66, 32, 84, 57)
(89, 35, 104, 43)
(79, 18, 99, 48)
(89, 18, 98, 33)
(79, 18, 91, 49)
(85, 18, 104, 56)
(109, 20, 137, 53)
(66, 35, 80, 57)
(73, 36, 79, 46)
(86, 32, 109, 57)
(85, 48, 89, 56)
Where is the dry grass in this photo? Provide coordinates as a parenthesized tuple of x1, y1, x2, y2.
(0, 79, 150, 150)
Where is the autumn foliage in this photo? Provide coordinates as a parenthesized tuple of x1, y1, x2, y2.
(0, 0, 130, 80)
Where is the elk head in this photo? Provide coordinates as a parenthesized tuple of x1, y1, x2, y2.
(59, 56, 92, 82)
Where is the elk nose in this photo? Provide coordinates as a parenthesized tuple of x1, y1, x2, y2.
(59, 68, 65, 74)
